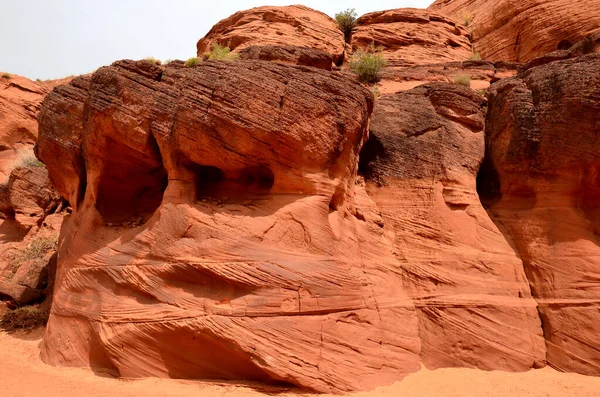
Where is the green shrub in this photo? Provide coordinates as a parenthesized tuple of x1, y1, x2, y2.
(1, 73, 10, 79)
(0, 305, 48, 330)
(202, 42, 239, 62)
(144, 57, 161, 65)
(454, 75, 471, 87)
(349, 47, 387, 84)
(335, 8, 358, 42)
(468, 52, 482, 61)
(184, 57, 201, 67)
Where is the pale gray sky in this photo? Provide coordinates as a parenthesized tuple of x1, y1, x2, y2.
(0, 0, 433, 80)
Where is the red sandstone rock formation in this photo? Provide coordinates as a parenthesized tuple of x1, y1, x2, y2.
(196, 6, 345, 65)
(524, 31, 600, 69)
(376, 60, 518, 94)
(483, 53, 600, 376)
(360, 83, 546, 371)
(0, 164, 62, 307)
(352, 9, 472, 67)
(429, 0, 600, 62)
(37, 59, 422, 393)
(0, 74, 70, 182)
(238, 45, 333, 70)
(2, 166, 61, 229)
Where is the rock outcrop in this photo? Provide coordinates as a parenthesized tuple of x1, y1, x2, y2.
(196, 6, 345, 65)
(376, 60, 518, 94)
(2, 166, 61, 228)
(360, 83, 546, 371)
(524, 31, 600, 69)
(429, 0, 600, 62)
(353, 9, 472, 67)
(0, 74, 70, 183)
(483, 53, 600, 376)
(37, 59, 423, 393)
(238, 45, 333, 70)
(0, 163, 62, 307)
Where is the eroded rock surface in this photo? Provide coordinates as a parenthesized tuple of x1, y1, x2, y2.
(483, 53, 600, 376)
(196, 6, 345, 65)
(360, 83, 546, 370)
(353, 9, 472, 67)
(0, 74, 70, 183)
(429, 0, 600, 62)
(238, 45, 334, 70)
(37, 59, 422, 393)
(376, 60, 518, 94)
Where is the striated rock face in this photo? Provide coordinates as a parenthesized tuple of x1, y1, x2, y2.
(376, 60, 518, 94)
(525, 31, 600, 69)
(0, 74, 70, 183)
(429, 0, 600, 62)
(238, 45, 334, 70)
(483, 53, 600, 376)
(360, 83, 546, 371)
(37, 59, 423, 393)
(353, 9, 472, 67)
(3, 166, 61, 229)
(196, 6, 345, 65)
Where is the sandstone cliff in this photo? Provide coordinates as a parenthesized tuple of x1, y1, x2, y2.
(37, 59, 424, 393)
(429, 0, 600, 62)
(8, 1, 600, 393)
(196, 6, 345, 66)
(483, 52, 600, 376)
(361, 83, 546, 371)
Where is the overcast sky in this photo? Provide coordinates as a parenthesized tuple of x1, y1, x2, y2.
(0, 0, 433, 80)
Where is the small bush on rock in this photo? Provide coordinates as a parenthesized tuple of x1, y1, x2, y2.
(185, 57, 201, 67)
(144, 57, 162, 65)
(463, 12, 474, 28)
(1, 73, 10, 79)
(203, 42, 239, 62)
(468, 52, 482, 61)
(349, 47, 387, 84)
(335, 8, 358, 43)
(454, 75, 472, 87)
(18, 151, 44, 168)
(0, 305, 48, 330)
(370, 86, 381, 99)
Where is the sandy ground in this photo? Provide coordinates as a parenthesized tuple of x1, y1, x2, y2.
(2, 329, 600, 397)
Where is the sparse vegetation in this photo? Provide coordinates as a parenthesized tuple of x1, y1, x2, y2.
(36, 78, 42, 83)
(185, 57, 201, 67)
(19, 236, 58, 262)
(454, 75, 472, 87)
(0, 305, 48, 330)
(202, 42, 239, 61)
(145, 57, 161, 65)
(335, 8, 358, 43)
(463, 12, 474, 28)
(17, 150, 44, 168)
(7, 235, 58, 281)
(1, 73, 10, 79)
(349, 46, 387, 84)
(468, 52, 482, 60)
(370, 86, 381, 99)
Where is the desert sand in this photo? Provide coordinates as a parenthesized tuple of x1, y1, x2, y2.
(2, 329, 600, 397)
